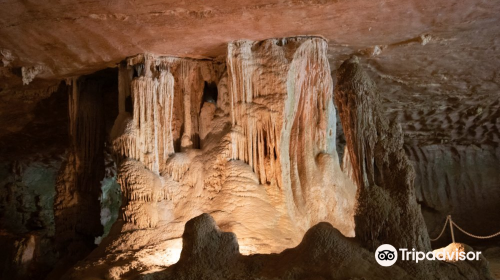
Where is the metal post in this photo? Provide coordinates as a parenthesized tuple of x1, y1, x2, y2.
(448, 215, 455, 243)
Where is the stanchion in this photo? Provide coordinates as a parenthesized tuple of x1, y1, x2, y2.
(448, 215, 455, 243)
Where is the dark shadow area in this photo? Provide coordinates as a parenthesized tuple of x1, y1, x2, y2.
(0, 82, 69, 162)
(202, 81, 218, 107)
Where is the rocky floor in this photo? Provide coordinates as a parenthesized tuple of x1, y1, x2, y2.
(483, 247, 500, 280)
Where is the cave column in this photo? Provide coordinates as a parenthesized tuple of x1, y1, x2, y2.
(181, 61, 193, 150)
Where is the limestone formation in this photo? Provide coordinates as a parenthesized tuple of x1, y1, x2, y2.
(408, 145, 500, 247)
(58, 37, 357, 279)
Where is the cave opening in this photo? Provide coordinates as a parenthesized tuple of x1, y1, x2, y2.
(202, 81, 218, 107)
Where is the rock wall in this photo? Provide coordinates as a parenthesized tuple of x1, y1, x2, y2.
(407, 144, 500, 246)
(0, 161, 61, 280)
(0, 84, 68, 280)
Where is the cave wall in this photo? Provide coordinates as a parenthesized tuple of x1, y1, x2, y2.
(54, 76, 106, 259)
(0, 84, 68, 280)
(336, 99, 500, 246)
(407, 144, 500, 246)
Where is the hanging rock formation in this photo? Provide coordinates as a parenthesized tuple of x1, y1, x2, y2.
(226, 38, 349, 231)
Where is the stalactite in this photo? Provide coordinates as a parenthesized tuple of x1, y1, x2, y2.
(68, 77, 78, 140)
(111, 55, 218, 229)
(71, 78, 106, 192)
(181, 60, 194, 149)
(226, 38, 334, 191)
(114, 70, 176, 174)
(114, 55, 211, 174)
(227, 40, 282, 186)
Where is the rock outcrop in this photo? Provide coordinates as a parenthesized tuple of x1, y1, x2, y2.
(138, 213, 492, 280)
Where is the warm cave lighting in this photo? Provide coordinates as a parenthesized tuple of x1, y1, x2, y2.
(152, 248, 181, 266)
(2, 1, 499, 279)
(141, 248, 182, 267)
(239, 244, 260, 256)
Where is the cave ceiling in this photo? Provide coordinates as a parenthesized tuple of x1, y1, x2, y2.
(0, 0, 499, 146)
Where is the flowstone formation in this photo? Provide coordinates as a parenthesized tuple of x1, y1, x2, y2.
(64, 37, 357, 279)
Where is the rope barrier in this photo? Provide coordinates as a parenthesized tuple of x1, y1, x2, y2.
(430, 216, 449, 241)
(430, 215, 500, 242)
(451, 221, 500, 239)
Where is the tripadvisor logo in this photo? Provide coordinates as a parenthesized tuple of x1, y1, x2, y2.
(375, 244, 482, 267)
(375, 244, 398, 266)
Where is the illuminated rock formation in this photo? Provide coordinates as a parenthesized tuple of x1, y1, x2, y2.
(61, 37, 357, 279)
(137, 213, 491, 280)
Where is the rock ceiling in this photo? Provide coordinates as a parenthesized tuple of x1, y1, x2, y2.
(0, 0, 499, 146)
